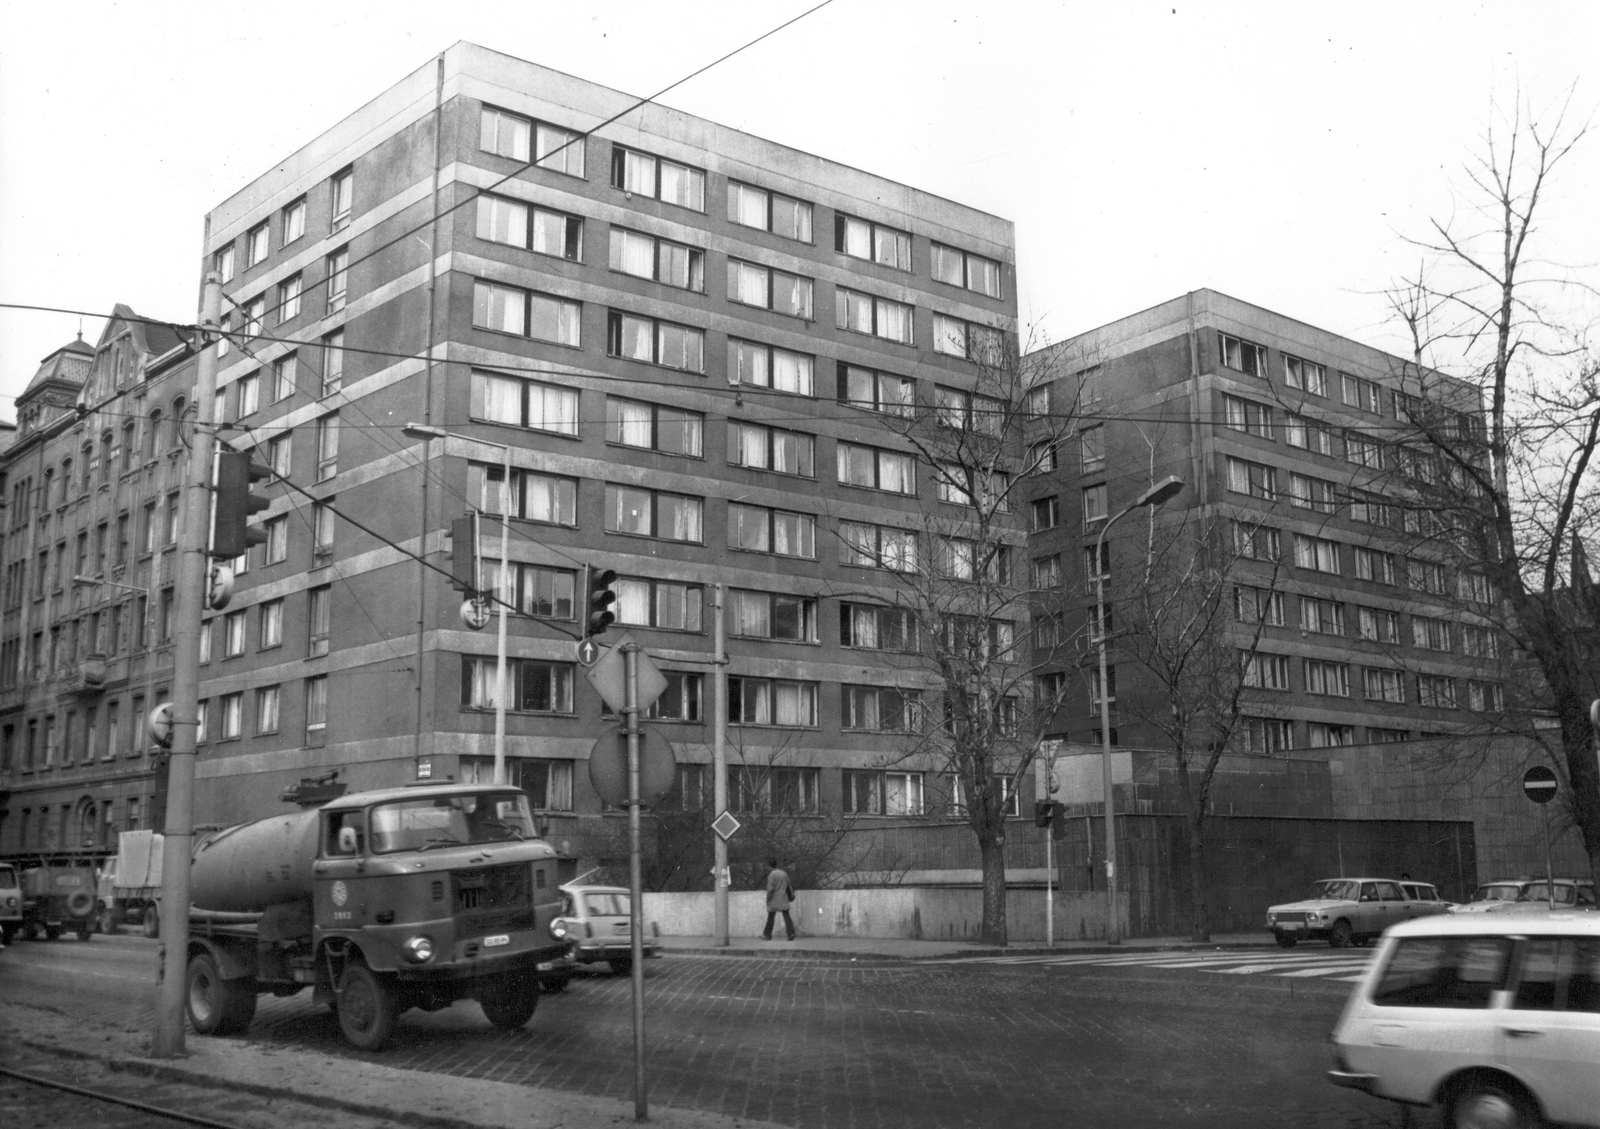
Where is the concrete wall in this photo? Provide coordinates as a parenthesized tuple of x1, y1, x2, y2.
(644, 886, 1113, 943)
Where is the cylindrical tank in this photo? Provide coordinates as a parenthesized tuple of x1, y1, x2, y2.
(190, 810, 319, 912)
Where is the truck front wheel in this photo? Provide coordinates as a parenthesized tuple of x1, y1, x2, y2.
(186, 952, 257, 1035)
(337, 963, 397, 1051)
(479, 972, 539, 1030)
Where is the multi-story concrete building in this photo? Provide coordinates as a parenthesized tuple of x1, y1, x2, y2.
(1027, 289, 1499, 754)
(0, 311, 195, 856)
(12, 41, 1010, 845)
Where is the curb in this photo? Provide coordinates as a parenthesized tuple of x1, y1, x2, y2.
(14, 1036, 488, 1129)
(663, 940, 1278, 961)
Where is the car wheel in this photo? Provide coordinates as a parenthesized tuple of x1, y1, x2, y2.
(1328, 919, 1353, 949)
(186, 952, 257, 1035)
(1273, 932, 1298, 949)
(337, 962, 397, 1051)
(1447, 1073, 1536, 1129)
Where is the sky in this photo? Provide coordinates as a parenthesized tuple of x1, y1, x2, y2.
(1, 1, 1595, 418)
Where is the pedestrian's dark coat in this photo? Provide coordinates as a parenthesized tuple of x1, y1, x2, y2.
(765, 865, 792, 911)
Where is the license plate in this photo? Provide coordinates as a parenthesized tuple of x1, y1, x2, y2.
(483, 934, 510, 948)
(536, 961, 553, 971)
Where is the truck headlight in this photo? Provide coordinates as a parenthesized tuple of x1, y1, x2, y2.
(550, 918, 569, 942)
(402, 935, 435, 963)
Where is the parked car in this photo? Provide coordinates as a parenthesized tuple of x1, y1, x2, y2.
(1328, 911, 1600, 1127)
(1493, 879, 1597, 915)
(1266, 877, 1452, 949)
(0, 861, 21, 944)
(1453, 879, 1535, 914)
(545, 884, 661, 986)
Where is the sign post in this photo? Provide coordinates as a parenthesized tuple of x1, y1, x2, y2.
(1523, 765, 1559, 911)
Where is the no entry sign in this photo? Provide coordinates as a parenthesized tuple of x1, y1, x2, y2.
(1523, 765, 1559, 805)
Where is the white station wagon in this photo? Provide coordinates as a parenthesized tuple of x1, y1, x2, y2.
(1266, 877, 1452, 949)
(1329, 912, 1600, 1127)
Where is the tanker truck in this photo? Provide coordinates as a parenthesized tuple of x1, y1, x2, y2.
(183, 782, 572, 1051)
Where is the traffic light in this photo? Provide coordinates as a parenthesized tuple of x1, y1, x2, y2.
(1034, 800, 1058, 829)
(450, 514, 481, 596)
(584, 565, 618, 638)
(213, 450, 273, 558)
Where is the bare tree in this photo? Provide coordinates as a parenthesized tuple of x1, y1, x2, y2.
(1117, 502, 1283, 941)
(1384, 92, 1600, 879)
(825, 333, 1086, 945)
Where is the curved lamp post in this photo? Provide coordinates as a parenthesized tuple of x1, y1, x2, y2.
(1093, 474, 1183, 944)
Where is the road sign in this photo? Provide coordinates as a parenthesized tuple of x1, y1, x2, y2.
(148, 702, 174, 748)
(711, 810, 742, 842)
(587, 723, 677, 807)
(460, 598, 490, 631)
(582, 630, 667, 713)
(576, 638, 601, 666)
(1523, 765, 1559, 804)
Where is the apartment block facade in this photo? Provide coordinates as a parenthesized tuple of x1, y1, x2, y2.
(0, 311, 197, 855)
(1027, 289, 1500, 755)
(0, 42, 1022, 850)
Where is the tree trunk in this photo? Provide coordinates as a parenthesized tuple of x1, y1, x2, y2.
(979, 833, 1008, 946)
(1186, 809, 1210, 943)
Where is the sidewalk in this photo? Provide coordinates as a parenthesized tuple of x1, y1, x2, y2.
(658, 929, 1275, 960)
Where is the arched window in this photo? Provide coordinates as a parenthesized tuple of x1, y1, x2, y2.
(42, 469, 54, 509)
(170, 398, 187, 450)
(146, 410, 162, 460)
(81, 443, 94, 493)
(99, 432, 113, 484)
(60, 460, 72, 504)
(121, 422, 136, 471)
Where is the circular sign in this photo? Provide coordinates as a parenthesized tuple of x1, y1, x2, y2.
(460, 598, 491, 631)
(1523, 765, 1559, 805)
(576, 639, 601, 666)
(587, 724, 676, 808)
(148, 702, 175, 748)
(208, 566, 234, 611)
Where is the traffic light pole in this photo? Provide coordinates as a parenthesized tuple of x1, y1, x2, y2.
(152, 271, 222, 1057)
(493, 443, 510, 786)
(712, 585, 729, 947)
(624, 642, 648, 1120)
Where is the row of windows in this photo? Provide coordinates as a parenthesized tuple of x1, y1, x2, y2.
(460, 656, 1018, 735)
(470, 278, 1000, 365)
(1225, 518, 1490, 603)
(1239, 717, 1450, 753)
(477, 105, 1002, 296)
(1230, 586, 1501, 657)
(1238, 651, 1504, 710)
(0, 694, 162, 772)
(12, 401, 194, 529)
(1216, 334, 1478, 437)
(215, 166, 351, 284)
(194, 675, 327, 747)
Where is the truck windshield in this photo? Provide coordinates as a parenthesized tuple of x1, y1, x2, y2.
(0, 867, 15, 889)
(368, 792, 537, 853)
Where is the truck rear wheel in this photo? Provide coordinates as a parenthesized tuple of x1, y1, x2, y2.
(186, 952, 257, 1035)
(337, 963, 397, 1051)
(479, 972, 539, 1030)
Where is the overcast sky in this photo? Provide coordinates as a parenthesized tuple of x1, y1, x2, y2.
(1, 1, 1594, 417)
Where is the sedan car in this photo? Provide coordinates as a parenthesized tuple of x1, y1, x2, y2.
(1328, 912, 1600, 1127)
(543, 884, 661, 988)
(1266, 877, 1451, 949)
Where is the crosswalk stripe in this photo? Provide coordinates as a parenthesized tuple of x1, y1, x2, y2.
(1274, 964, 1371, 978)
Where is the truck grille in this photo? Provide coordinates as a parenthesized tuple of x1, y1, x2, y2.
(453, 864, 534, 937)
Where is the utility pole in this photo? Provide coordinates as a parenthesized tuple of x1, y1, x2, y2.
(152, 271, 222, 1057)
(712, 584, 729, 947)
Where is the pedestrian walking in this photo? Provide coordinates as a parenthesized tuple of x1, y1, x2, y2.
(762, 858, 796, 941)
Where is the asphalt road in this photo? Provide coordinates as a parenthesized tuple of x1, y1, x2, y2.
(0, 933, 1437, 1128)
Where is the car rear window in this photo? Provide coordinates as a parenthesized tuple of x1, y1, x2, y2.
(1511, 938, 1600, 1013)
(1373, 936, 1512, 1008)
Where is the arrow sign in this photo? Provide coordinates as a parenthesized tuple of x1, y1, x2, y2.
(1523, 765, 1559, 805)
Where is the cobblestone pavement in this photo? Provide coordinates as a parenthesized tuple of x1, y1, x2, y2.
(2, 934, 1438, 1128)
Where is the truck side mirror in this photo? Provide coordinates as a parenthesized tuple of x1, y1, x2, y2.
(338, 826, 358, 854)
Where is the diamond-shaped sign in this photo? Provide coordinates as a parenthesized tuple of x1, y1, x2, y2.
(711, 810, 742, 842)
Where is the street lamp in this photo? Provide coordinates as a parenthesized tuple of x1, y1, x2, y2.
(1092, 474, 1183, 944)
(403, 423, 514, 787)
